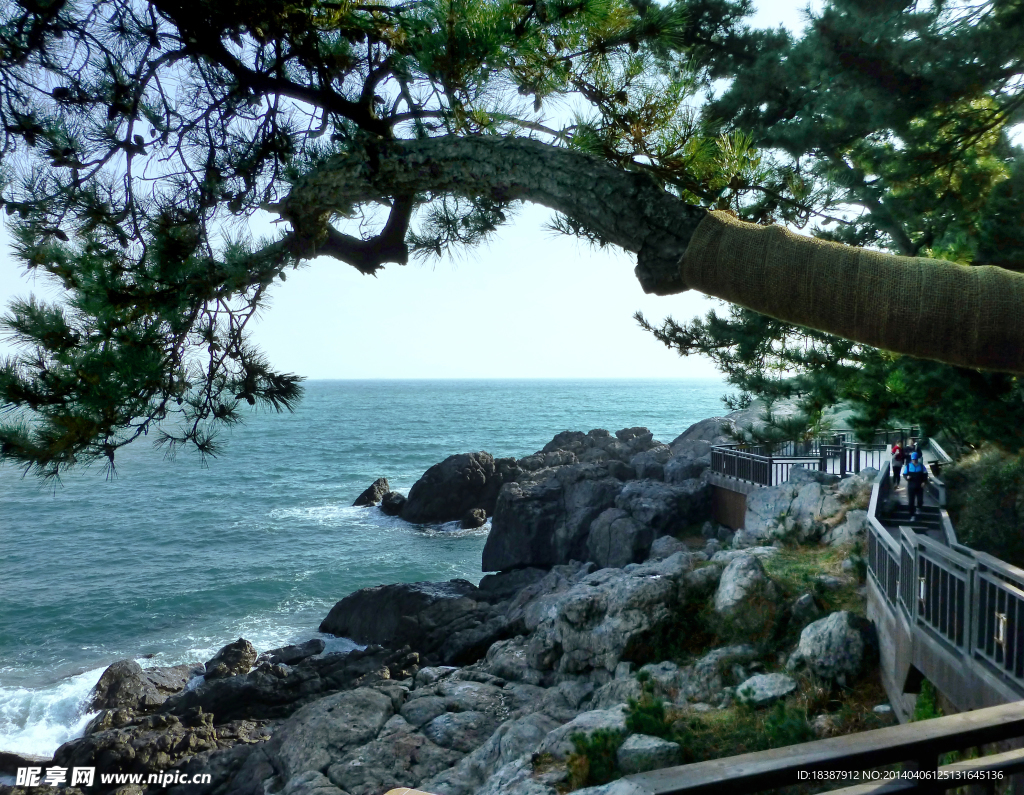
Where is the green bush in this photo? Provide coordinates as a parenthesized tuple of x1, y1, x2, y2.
(945, 448, 1024, 567)
(566, 729, 625, 789)
(762, 702, 816, 746)
(626, 673, 673, 739)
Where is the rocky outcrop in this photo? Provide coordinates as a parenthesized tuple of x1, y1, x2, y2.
(586, 508, 653, 569)
(89, 660, 203, 712)
(616, 734, 681, 774)
(483, 463, 624, 571)
(614, 478, 711, 535)
(402, 452, 519, 524)
(205, 639, 257, 680)
(255, 639, 325, 666)
(735, 673, 797, 707)
(380, 490, 407, 516)
(714, 554, 774, 615)
(787, 611, 878, 684)
(353, 477, 390, 507)
(462, 508, 488, 529)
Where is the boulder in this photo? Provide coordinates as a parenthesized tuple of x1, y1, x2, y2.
(586, 508, 655, 569)
(462, 508, 488, 529)
(535, 705, 628, 759)
(353, 477, 390, 507)
(787, 467, 840, 486)
(714, 554, 773, 615)
(744, 483, 799, 543)
(616, 734, 681, 774)
(791, 593, 822, 627)
(483, 464, 624, 571)
(613, 478, 711, 535)
(664, 444, 713, 484)
(735, 673, 797, 707)
(787, 611, 878, 684)
(319, 580, 503, 665)
(677, 645, 758, 704)
(256, 639, 326, 667)
(669, 417, 736, 451)
(402, 452, 519, 524)
(204, 638, 257, 680)
(89, 660, 201, 712)
(646, 535, 688, 562)
(824, 510, 869, 546)
(477, 568, 548, 602)
(518, 450, 579, 472)
(380, 491, 407, 516)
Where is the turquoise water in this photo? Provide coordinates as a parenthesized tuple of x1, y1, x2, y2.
(0, 378, 725, 755)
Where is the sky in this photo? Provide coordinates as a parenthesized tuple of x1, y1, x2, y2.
(0, 0, 816, 381)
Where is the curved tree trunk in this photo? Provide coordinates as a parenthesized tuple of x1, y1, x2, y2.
(283, 136, 1024, 374)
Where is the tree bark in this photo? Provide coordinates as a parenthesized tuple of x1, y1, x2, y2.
(282, 135, 706, 295)
(283, 136, 1024, 374)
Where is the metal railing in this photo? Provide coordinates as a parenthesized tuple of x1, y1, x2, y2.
(865, 464, 1024, 698)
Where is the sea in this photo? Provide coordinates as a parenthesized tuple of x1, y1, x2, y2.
(0, 378, 726, 759)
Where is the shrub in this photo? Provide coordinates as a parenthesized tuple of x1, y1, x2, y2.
(566, 729, 625, 789)
(626, 673, 673, 739)
(945, 447, 1024, 567)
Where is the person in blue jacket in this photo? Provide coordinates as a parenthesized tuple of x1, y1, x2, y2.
(905, 451, 929, 519)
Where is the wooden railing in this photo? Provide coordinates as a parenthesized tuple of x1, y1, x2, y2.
(866, 464, 1024, 700)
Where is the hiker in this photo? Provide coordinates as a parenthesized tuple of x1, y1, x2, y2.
(891, 442, 905, 487)
(905, 451, 929, 519)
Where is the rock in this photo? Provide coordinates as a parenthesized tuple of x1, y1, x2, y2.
(791, 593, 822, 627)
(717, 526, 735, 544)
(701, 521, 717, 540)
(256, 639, 326, 666)
(483, 464, 624, 571)
(787, 611, 878, 684)
(422, 710, 499, 753)
(704, 539, 722, 557)
(669, 417, 736, 451)
(535, 705, 628, 759)
(629, 445, 672, 480)
(873, 704, 893, 714)
(814, 574, 846, 591)
(380, 491, 407, 516)
(462, 508, 488, 529)
(586, 508, 654, 569)
(590, 677, 643, 709)
(477, 568, 548, 602)
(353, 477, 390, 507)
(664, 449, 711, 484)
(475, 637, 544, 686)
(415, 666, 459, 688)
(402, 452, 519, 524)
(0, 751, 51, 777)
(204, 638, 257, 680)
(714, 555, 773, 615)
(677, 645, 758, 703)
(616, 734, 681, 774)
(711, 547, 779, 564)
(614, 479, 711, 535)
(810, 713, 839, 738)
(743, 483, 799, 543)
(735, 673, 797, 707)
(319, 580, 502, 665)
(524, 553, 694, 677)
(646, 535, 688, 562)
(787, 467, 840, 486)
(89, 660, 202, 712)
(824, 510, 869, 546)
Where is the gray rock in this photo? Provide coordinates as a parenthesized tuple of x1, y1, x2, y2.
(380, 490, 407, 516)
(791, 593, 822, 627)
(462, 508, 488, 529)
(319, 579, 501, 665)
(478, 568, 548, 602)
(714, 555, 772, 615)
(717, 526, 735, 544)
(484, 464, 624, 571)
(744, 483, 799, 542)
(664, 450, 711, 484)
(401, 696, 448, 728)
(669, 417, 736, 451)
(519, 450, 579, 472)
(677, 645, 758, 703)
(415, 666, 459, 688)
(535, 705, 628, 759)
(257, 639, 326, 667)
(701, 521, 717, 540)
(326, 728, 461, 795)
(704, 538, 722, 557)
(647, 535, 688, 561)
(89, 660, 202, 712)
(711, 547, 780, 564)
(590, 677, 643, 710)
(824, 510, 869, 546)
(205, 638, 257, 680)
(422, 710, 499, 753)
(586, 508, 654, 569)
(353, 477, 390, 507)
(629, 445, 672, 480)
(735, 673, 797, 707)
(814, 574, 846, 591)
(614, 478, 711, 534)
(787, 467, 840, 486)
(616, 734, 681, 774)
(787, 611, 878, 684)
(873, 704, 893, 714)
(476, 636, 544, 685)
(402, 451, 518, 524)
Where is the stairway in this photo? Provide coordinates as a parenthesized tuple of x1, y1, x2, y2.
(877, 502, 946, 544)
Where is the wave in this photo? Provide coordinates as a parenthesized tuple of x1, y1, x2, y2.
(0, 667, 102, 757)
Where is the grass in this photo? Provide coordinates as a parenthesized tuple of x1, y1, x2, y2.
(762, 544, 865, 616)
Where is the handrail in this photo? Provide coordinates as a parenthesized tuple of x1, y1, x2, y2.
(621, 701, 1024, 795)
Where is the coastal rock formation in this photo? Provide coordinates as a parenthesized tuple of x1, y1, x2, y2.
(614, 478, 711, 534)
(380, 490, 407, 516)
(402, 452, 518, 524)
(462, 508, 488, 529)
(319, 580, 506, 665)
(205, 639, 258, 681)
(255, 639, 325, 666)
(586, 508, 653, 569)
(353, 477, 390, 507)
(89, 660, 202, 712)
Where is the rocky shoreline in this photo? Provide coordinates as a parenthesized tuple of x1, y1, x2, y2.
(1, 414, 889, 795)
